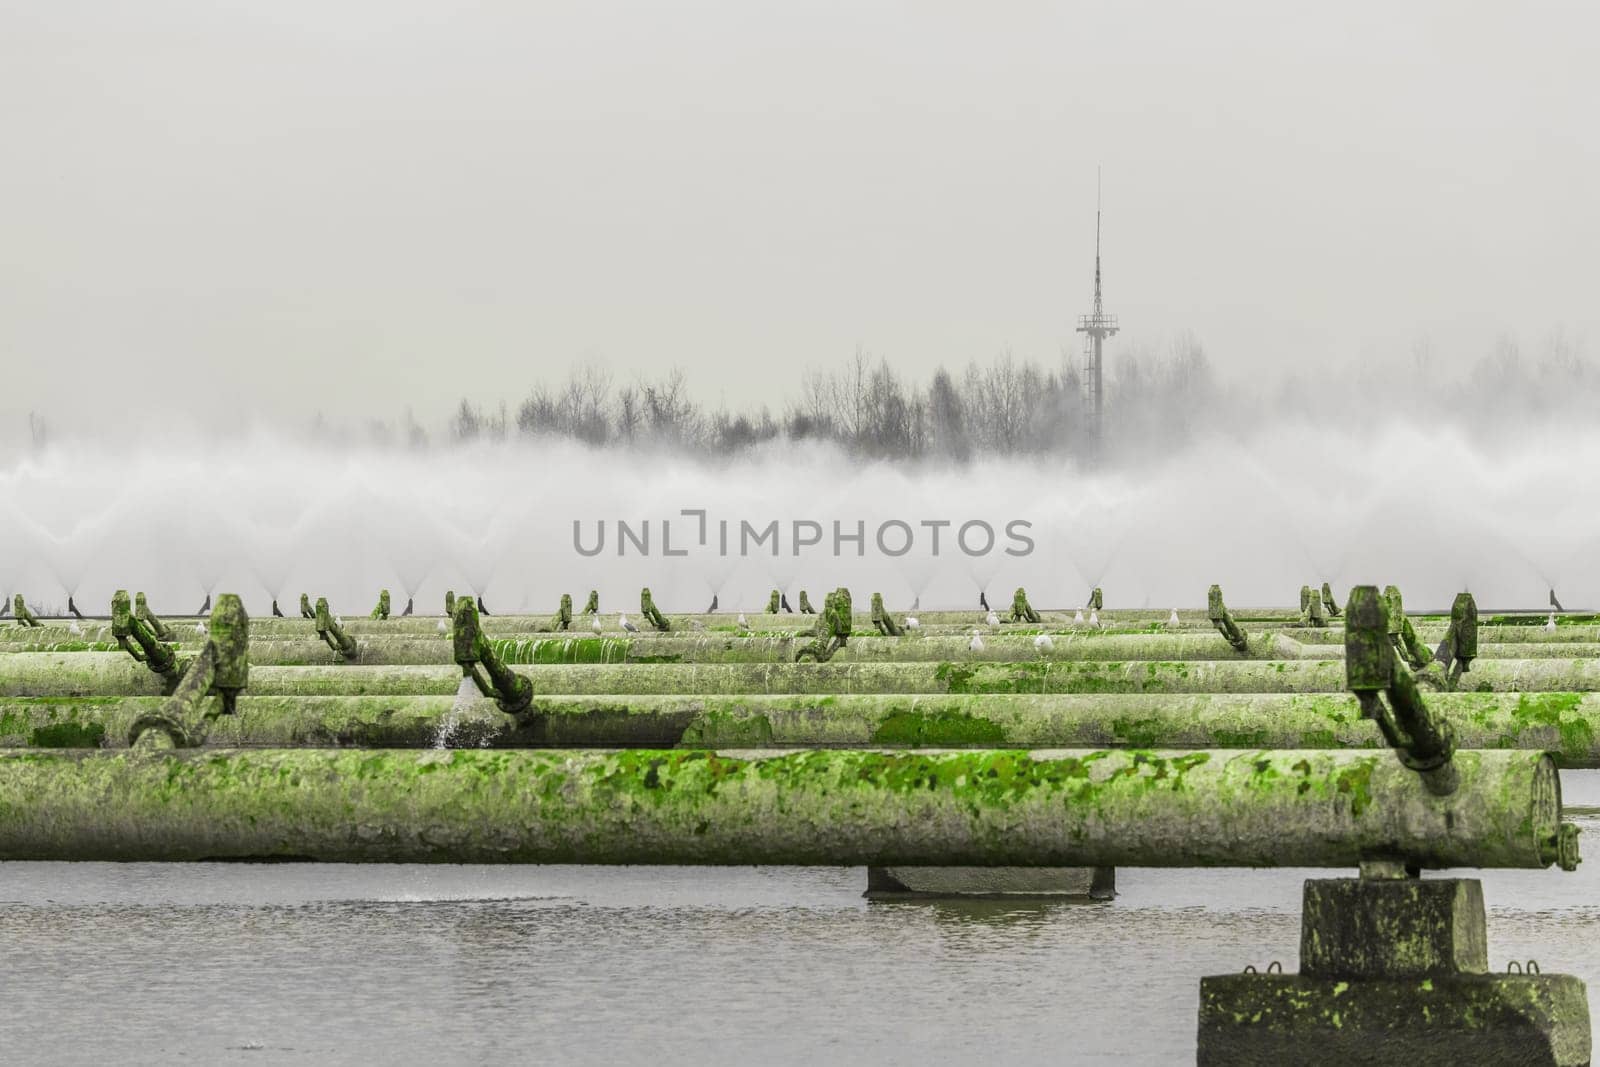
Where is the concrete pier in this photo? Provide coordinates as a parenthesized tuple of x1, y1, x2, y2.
(866, 865, 1115, 899)
(1199, 876, 1590, 1065)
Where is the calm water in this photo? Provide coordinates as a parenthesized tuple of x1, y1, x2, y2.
(5, 774, 1600, 1065)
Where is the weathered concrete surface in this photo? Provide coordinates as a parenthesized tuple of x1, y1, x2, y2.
(866, 865, 1115, 899)
(0, 656, 1365, 697)
(0, 608, 1317, 641)
(0, 632, 1348, 663)
(1300, 878, 1487, 979)
(0, 748, 1571, 868)
(18, 654, 1600, 698)
(7, 691, 1600, 764)
(1201, 875, 1590, 1064)
(1198, 973, 1590, 1066)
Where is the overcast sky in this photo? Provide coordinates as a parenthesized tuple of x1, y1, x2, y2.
(2, 1, 1595, 437)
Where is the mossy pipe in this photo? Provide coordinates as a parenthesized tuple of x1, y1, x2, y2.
(23, 632, 1600, 663)
(11, 595, 41, 628)
(9, 692, 1600, 765)
(314, 598, 358, 660)
(4, 630, 1341, 658)
(17, 655, 1600, 697)
(0, 747, 1571, 869)
(134, 593, 175, 641)
(0, 656, 1473, 698)
(452, 597, 532, 714)
(0, 608, 1322, 639)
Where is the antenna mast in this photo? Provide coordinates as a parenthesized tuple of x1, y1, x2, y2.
(1077, 167, 1118, 461)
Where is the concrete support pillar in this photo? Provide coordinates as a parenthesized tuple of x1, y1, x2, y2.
(1199, 876, 1590, 1065)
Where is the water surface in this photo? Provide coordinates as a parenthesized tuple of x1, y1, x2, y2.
(5, 774, 1599, 1065)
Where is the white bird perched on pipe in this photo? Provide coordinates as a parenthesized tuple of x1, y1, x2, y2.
(1089, 610, 1100, 629)
(968, 630, 984, 652)
(1074, 609, 1084, 625)
(737, 612, 749, 630)
(591, 616, 603, 634)
(436, 619, 448, 634)
(985, 610, 1000, 627)
(193, 621, 208, 636)
(1546, 612, 1558, 633)
(1169, 609, 1180, 626)
(620, 613, 639, 633)
(904, 616, 920, 630)
(67, 620, 83, 637)
(1034, 633, 1054, 654)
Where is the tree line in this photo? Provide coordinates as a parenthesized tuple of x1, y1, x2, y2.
(322, 327, 1595, 463)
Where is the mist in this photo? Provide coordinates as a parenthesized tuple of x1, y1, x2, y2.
(4, 386, 1594, 617)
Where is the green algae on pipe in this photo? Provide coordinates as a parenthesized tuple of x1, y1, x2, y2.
(0, 656, 1360, 697)
(0, 632, 1345, 664)
(17, 654, 1600, 698)
(0, 747, 1570, 869)
(9, 692, 1600, 765)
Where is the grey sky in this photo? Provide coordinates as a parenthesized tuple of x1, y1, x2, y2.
(2, 1, 1595, 437)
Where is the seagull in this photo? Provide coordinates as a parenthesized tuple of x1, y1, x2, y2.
(1074, 609, 1085, 624)
(707, 594, 718, 613)
(67, 620, 83, 637)
(437, 619, 449, 634)
(1168, 609, 1180, 626)
(904, 615, 920, 630)
(968, 630, 985, 653)
(620, 613, 639, 633)
(985, 610, 1000, 627)
(1545, 612, 1558, 633)
(737, 612, 749, 630)
(193, 621, 208, 636)
(1034, 633, 1054, 654)
(1089, 610, 1100, 629)
(979, 591, 990, 611)
(591, 615, 603, 633)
